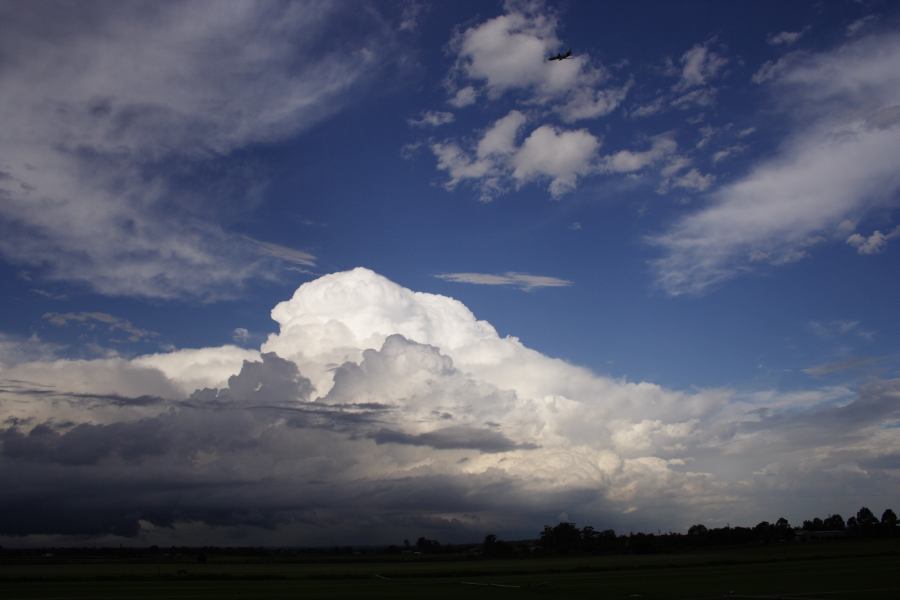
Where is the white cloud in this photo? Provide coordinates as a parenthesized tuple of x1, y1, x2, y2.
(408, 110, 456, 128)
(601, 135, 677, 174)
(447, 1, 627, 122)
(768, 28, 808, 46)
(712, 145, 746, 163)
(448, 86, 478, 108)
(630, 97, 665, 118)
(671, 87, 717, 109)
(846, 15, 877, 37)
(436, 271, 573, 290)
(453, 4, 580, 98)
(432, 111, 599, 199)
(430, 142, 494, 194)
(0, 2, 387, 299)
(675, 42, 728, 91)
(232, 328, 251, 343)
(476, 110, 527, 158)
(43, 312, 157, 342)
(560, 80, 633, 122)
(652, 30, 900, 295)
(2, 268, 899, 543)
(671, 168, 715, 192)
(807, 320, 860, 340)
(846, 225, 900, 255)
(249, 239, 317, 268)
(512, 126, 601, 196)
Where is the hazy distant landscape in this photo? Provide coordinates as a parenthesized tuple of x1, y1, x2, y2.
(3, 538, 899, 599)
(4, 509, 899, 599)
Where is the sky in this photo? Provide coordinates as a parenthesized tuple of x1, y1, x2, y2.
(0, 0, 899, 547)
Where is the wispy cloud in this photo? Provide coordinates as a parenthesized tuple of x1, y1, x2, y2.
(408, 110, 455, 128)
(652, 30, 900, 295)
(767, 28, 809, 46)
(0, 2, 389, 299)
(803, 356, 879, 377)
(43, 312, 157, 342)
(436, 271, 573, 290)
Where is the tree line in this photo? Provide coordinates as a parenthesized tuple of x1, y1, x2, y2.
(478, 506, 898, 556)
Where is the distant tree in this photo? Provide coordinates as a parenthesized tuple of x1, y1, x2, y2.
(688, 524, 708, 536)
(775, 517, 791, 530)
(539, 522, 582, 552)
(823, 514, 845, 530)
(881, 509, 897, 527)
(812, 517, 824, 530)
(856, 507, 878, 529)
(802, 519, 814, 531)
(847, 516, 859, 530)
(415, 537, 440, 553)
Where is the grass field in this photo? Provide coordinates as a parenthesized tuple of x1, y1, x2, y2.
(2, 539, 899, 599)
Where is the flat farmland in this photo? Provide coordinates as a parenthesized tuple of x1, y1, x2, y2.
(2, 540, 898, 599)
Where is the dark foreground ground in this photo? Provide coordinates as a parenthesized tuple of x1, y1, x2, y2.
(2, 539, 899, 599)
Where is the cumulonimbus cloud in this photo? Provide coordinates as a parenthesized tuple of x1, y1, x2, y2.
(1, 268, 898, 545)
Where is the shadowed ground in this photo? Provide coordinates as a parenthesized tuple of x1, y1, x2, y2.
(1, 540, 898, 599)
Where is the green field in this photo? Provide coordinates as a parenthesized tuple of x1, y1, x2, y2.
(2, 540, 899, 599)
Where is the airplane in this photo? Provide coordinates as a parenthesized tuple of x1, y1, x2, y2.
(548, 49, 573, 61)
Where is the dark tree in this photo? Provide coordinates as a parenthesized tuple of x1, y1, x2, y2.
(482, 533, 512, 557)
(856, 507, 878, 529)
(688, 524, 708, 536)
(823, 514, 845, 530)
(539, 522, 582, 552)
(415, 537, 441, 553)
(881, 509, 897, 527)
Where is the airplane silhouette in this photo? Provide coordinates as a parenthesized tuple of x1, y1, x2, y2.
(548, 49, 573, 61)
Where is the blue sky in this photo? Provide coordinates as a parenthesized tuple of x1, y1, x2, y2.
(0, 0, 899, 545)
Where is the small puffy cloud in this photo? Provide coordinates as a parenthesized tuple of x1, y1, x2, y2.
(671, 168, 715, 192)
(432, 111, 599, 198)
(512, 126, 601, 196)
(43, 312, 157, 342)
(846, 225, 900, 255)
(436, 271, 573, 290)
(448, 85, 478, 108)
(675, 41, 728, 91)
(768, 28, 808, 46)
(476, 110, 527, 158)
(399, 1, 425, 32)
(408, 110, 455, 128)
(453, 4, 580, 98)
(601, 135, 677, 174)
(232, 328, 251, 343)
(431, 142, 493, 193)
(560, 80, 633, 122)
(446, 1, 627, 122)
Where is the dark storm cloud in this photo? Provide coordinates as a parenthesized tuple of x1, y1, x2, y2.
(371, 425, 539, 452)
